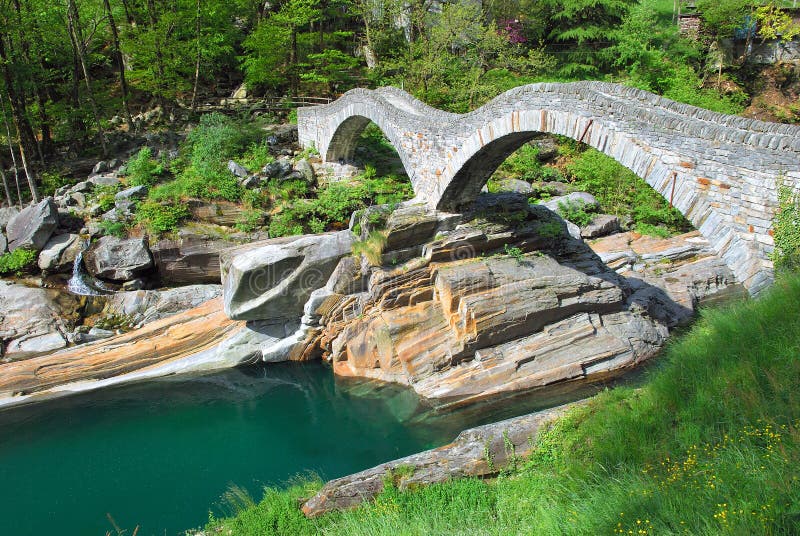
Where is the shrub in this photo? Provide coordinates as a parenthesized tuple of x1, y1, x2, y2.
(184, 113, 261, 166)
(125, 147, 165, 187)
(235, 209, 266, 232)
(90, 184, 120, 213)
(770, 182, 800, 271)
(566, 148, 691, 234)
(97, 220, 128, 238)
(352, 231, 388, 266)
(40, 171, 73, 197)
(0, 248, 38, 275)
(557, 199, 594, 227)
(135, 200, 190, 235)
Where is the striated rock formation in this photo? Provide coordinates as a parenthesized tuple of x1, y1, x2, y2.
(289, 195, 738, 407)
(0, 297, 314, 410)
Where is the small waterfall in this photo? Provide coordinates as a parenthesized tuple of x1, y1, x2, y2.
(67, 242, 114, 296)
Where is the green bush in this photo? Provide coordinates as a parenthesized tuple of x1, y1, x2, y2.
(125, 147, 165, 187)
(557, 199, 594, 227)
(566, 148, 691, 235)
(135, 200, 190, 235)
(97, 220, 128, 238)
(40, 171, 73, 197)
(90, 184, 120, 213)
(150, 163, 243, 203)
(235, 209, 266, 232)
(0, 248, 38, 275)
(184, 113, 261, 166)
(770, 182, 800, 271)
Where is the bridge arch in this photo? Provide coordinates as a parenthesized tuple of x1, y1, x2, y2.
(298, 82, 800, 294)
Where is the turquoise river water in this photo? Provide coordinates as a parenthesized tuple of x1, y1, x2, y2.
(0, 361, 603, 535)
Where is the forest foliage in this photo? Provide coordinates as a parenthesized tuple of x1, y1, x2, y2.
(0, 0, 797, 203)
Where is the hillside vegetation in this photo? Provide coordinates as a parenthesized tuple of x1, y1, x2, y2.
(204, 272, 800, 535)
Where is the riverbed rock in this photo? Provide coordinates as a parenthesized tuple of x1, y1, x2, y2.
(541, 191, 599, 213)
(262, 157, 293, 179)
(84, 236, 153, 281)
(0, 231, 6, 253)
(6, 198, 59, 252)
(102, 284, 223, 326)
(302, 402, 578, 517)
(38, 233, 83, 273)
(0, 281, 79, 361)
(529, 135, 560, 163)
(88, 175, 120, 188)
(580, 214, 620, 239)
(0, 206, 20, 230)
(221, 231, 355, 321)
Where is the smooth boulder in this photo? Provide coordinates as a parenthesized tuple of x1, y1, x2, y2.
(84, 236, 153, 281)
(222, 231, 354, 321)
(38, 233, 83, 273)
(0, 281, 77, 361)
(6, 198, 59, 252)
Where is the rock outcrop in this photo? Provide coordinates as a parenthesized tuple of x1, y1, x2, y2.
(151, 231, 238, 284)
(6, 198, 58, 251)
(221, 231, 354, 321)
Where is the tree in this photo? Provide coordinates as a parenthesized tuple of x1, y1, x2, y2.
(541, 0, 637, 77)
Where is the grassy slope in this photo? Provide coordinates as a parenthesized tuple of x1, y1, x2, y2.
(207, 273, 800, 535)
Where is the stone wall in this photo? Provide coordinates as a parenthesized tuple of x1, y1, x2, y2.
(297, 82, 800, 295)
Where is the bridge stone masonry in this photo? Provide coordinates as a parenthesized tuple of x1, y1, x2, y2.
(297, 81, 800, 295)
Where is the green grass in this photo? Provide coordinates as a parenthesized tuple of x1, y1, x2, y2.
(205, 273, 800, 535)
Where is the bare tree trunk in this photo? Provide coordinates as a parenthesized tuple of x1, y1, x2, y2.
(17, 138, 37, 203)
(0, 166, 11, 206)
(0, 94, 23, 205)
(66, 0, 108, 157)
(0, 33, 38, 167)
(191, 0, 201, 110)
(14, 0, 52, 163)
(146, 0, 167, 109)
(102, 0, 135, 132)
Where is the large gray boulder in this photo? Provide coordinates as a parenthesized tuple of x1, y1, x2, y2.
(221, 231, 354, 321)
(0, 281, 79, 361)
(84, 236, 153, 281)
(580, 214, 621, 239)
(294, 158, 316, 185)
(6, 198, 59, 252)
(0, 231, 6, 253)
(38, 233, 83, 273)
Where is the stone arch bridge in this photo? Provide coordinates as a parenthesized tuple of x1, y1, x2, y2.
(297, 82, 800, 295)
